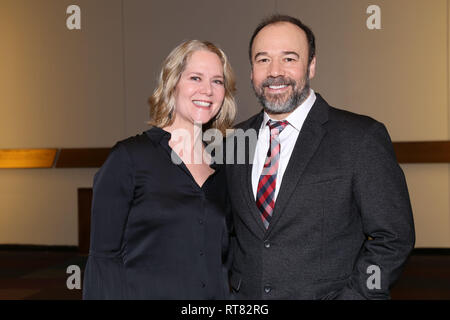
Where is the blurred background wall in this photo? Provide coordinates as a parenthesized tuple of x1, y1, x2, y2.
(0, 0, 448, 247)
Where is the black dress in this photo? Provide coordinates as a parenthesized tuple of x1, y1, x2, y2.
(82, 127, 231, 299)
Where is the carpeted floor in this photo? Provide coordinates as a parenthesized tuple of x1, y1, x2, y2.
(0, 250, 449, 300)
(0, 250, 86, 300)
(390, 254, 450, 299)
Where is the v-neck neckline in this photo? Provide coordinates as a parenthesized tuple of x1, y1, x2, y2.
(145, 126, 220, 190)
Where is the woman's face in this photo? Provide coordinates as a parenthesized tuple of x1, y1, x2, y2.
(173, 50, 225, 127)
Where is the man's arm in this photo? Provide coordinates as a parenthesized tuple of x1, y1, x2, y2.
(337, 121, 415, 299)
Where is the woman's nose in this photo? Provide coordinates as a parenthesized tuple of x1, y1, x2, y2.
(200, 81, 213, 95)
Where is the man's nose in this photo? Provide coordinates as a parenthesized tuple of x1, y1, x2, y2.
(268, 60, 284, 77)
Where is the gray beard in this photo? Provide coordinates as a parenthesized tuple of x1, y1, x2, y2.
(253, 76, 311, 115)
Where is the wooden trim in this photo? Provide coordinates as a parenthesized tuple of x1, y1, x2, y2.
(0, 245, 78, 251)
(78, 188, 93, 254)
(55, 148, 111, 168)
(392, 141, 450, 163)
(412, 248, 450, 255)
(0, 149, 57, 168)
(1, 141, 450, 168)
(0, 148, 110, 169)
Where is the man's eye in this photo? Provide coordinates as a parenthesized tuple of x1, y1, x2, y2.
(285, 57, 296, 62)
(257, 58, 269, 63)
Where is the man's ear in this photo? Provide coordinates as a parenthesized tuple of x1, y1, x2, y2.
(308, 56, 317, 79)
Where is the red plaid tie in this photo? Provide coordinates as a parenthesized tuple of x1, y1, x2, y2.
(256, 119, 289, 229)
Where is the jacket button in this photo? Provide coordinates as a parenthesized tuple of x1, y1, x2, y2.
(264, 285, 271, 293)
(200, 251, 204, 256)
(264, 241, 270, 248)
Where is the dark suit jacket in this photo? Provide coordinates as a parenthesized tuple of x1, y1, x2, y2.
(225, 93, 415, 299)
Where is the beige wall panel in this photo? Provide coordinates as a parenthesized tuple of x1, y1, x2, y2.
(0, 0, 125, 148)
(0, 169, 97, 245)
(0, 0, 121, 245)
(402, 164, 450, 248)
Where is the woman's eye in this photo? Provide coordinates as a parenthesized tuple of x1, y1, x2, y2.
(214, 80, 224, 85)
(190, 76, 201, 81)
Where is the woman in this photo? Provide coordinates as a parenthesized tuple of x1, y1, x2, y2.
(83, 40, 236, 299)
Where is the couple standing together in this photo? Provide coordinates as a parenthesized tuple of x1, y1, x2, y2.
(83, 14, 415, 300)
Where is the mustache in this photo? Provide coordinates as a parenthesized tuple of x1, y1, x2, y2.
(262, 76, 296, 88)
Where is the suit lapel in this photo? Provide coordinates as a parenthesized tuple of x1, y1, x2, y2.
(238, 112, 269, 236)
(266, 95, 329, 237)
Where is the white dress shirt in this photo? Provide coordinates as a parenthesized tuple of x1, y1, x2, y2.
(252, 89, 316, 201)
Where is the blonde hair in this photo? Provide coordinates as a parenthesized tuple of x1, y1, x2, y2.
(148, 40, 236, 135)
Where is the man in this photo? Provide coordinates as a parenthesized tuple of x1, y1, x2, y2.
(225, 14, 415, 299)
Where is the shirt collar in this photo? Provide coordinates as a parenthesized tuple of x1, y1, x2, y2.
(262, 88, 316, 132)
(145, 126, 171, 143)
(145, 126, 223, 171)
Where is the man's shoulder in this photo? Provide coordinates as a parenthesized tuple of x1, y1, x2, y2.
(311, 93, 388, 142)
(323, 99, 382, 134)
(329, 106, 378, 126)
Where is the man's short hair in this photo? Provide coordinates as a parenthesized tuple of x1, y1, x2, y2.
(249, 14, 316, 66)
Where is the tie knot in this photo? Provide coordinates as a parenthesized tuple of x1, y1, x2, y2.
(267, 120, 289, 135)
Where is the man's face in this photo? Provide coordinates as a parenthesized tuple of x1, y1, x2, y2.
(251, 22, 316, 118)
